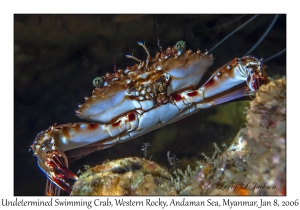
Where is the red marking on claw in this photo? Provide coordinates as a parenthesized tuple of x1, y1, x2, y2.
(112, 121, 121, 127)
(88, 123, 98, 130)
(128, 112, 136, 121)
(187, 91, 198, 97)
(173, 93, 182, 101)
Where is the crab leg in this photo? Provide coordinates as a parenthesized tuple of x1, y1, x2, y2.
(197, 85, 252, 108)
(32, 132, 78, 194)
(32, 111, 140, 156)
(173, 56, 267, 108)
(31, 111, 141, 194)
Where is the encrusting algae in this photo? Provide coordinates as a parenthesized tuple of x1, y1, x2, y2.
(71, 77, 286, 196)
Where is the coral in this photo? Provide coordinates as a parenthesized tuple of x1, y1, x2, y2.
(71, 77, 286, 196)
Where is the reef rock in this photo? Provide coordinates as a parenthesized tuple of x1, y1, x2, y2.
(71, 157, 177, 195)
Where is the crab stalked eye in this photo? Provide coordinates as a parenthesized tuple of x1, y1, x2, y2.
(93, 77, 105, 88)
(175, 40, 187, 55)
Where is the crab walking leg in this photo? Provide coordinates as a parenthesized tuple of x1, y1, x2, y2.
(197, 86, 253, 108)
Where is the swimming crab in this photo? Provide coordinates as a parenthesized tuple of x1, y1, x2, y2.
(31, 40, 268, 195)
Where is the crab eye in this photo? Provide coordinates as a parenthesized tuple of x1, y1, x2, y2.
(93, 77, 105, 88)
(175, 40, 187, 54)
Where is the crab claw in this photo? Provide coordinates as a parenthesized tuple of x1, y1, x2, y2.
(41, 149, 77, 193)
(244, 57, 268, 91)
(31, 127, 78, 195)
